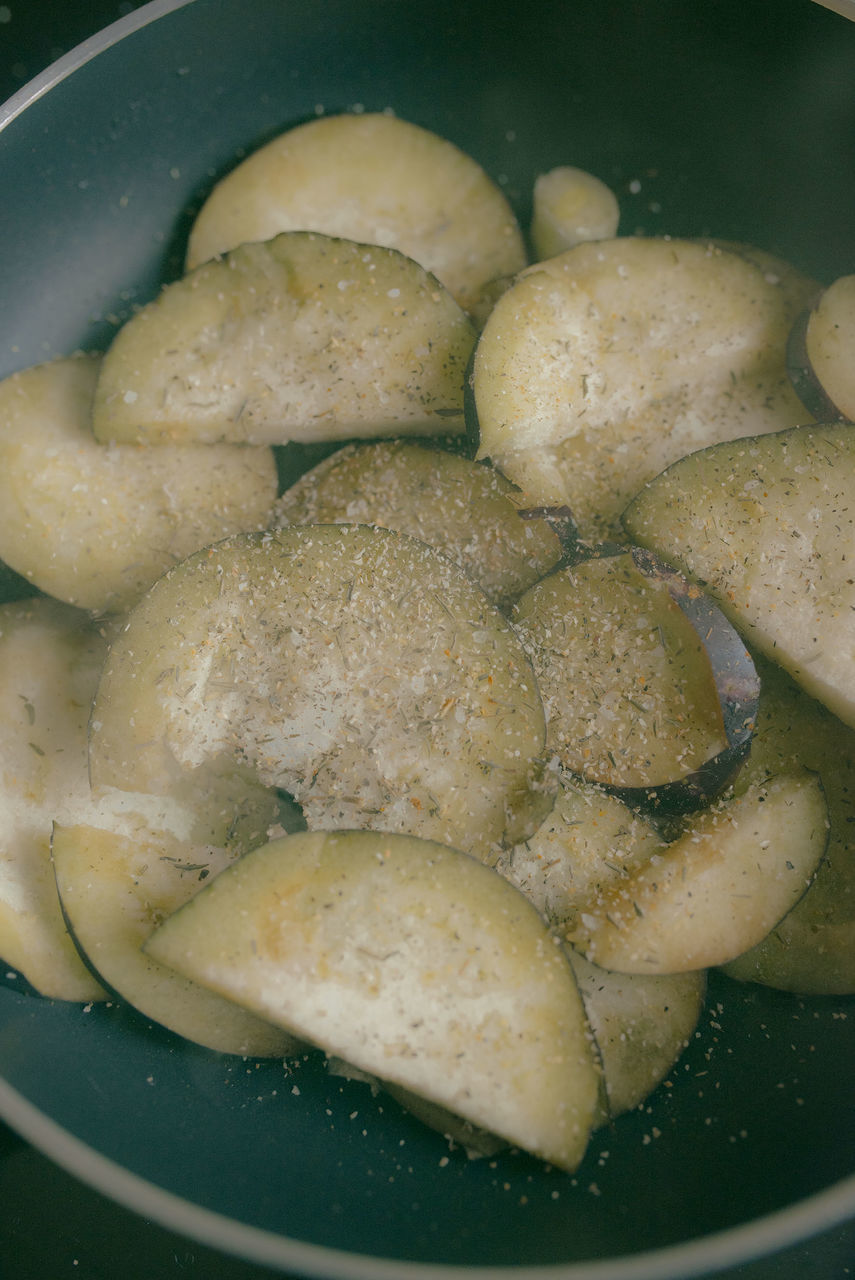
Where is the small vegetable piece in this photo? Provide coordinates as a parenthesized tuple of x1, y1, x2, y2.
(273, 440, 563, 610)
(530, 166, 620, 260)
(144, 828, 602, 1172)
(0, 599, 108, 999)
(787, 274, 855, 423)
(470, 237, 810, 540)
(88, 525, 551, 864)
(93, 232, 475, 448)
(52, 824, 300, 1056)
(511, 550, 731, 795)
(721, 655, 855, 994)
(567, 951, 706, 1120)
(567, 771, 828, 974)
(495, 775, 706, 1116)
(185, 113, 527, 321)
(495, 771, 665, 933)
(0, 355, 278, 613)
(622, 423, 855, 731)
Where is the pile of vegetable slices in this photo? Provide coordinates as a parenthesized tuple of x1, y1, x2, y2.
(1, 112, 853, 1173)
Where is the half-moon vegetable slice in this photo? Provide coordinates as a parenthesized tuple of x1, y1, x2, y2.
(0, 354, 278, 613)
(0, 598, 108, 1000)
(144, 828, 601, 1172)
(273, 440, 563, 611)
(52, 823, 301, 1056)
(568, 951, 706, 1120)
(88, 524, 551, 864)
(787, 274, 855, 423)
(720, 655, 855, 994)
(567, 771, 827, 974)
(185, 113, 527, 322)
(510, 548, 758, 812)
(93, 232, 475, 448)
(470, 237, 808, 540)
(622, 422, 855, 730)
(530, 166, 620, 260)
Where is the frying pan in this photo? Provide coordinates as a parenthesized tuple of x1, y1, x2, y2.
(0, 1, 854, 1276)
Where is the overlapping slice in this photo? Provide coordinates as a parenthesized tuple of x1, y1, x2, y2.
(495, 773, 664, 930)
(0, 354, 278, 613)
(52, 823, 300, 1056)
(721, 655, 855, 994)
(567, 771, 827, 974)
(0, 594, 291, 1062)
(88, 524, 551, 864)
(622, 423, 855, 730)
(496, 774, 706, 1116)
(510, 549, 754, 808)
(273, 440, 563, 610)
(92, 232, 475, 448)
(787, 273, 855, 423)
(0, 598, 109, 999)
(185, 112, 527, 321)
(568, 952, 706, 1120)
(144, 828, 602, 1172)
(470, 237, 812, 539)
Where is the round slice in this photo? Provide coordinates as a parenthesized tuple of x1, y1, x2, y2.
(567, 771, 828, 974)
(185, 112, 527, 321)
(93, 232, 475, 448)
(470, 237, 808, 540)
(89, 524, 551, 864)
(511, 550, 730, 796)
(0, 354, 278, 613)
(144, 828, 602, 1172)
(273, 440, 563, 610)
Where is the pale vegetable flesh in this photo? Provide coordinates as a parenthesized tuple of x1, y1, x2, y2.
(473, 237, 812, 540)
(93, 233, 475, 448)
(623, 423, 855, 731)
(144, 828, 602, 1172)
(185, 112, 527, 321)
(89, 524, 551, 864)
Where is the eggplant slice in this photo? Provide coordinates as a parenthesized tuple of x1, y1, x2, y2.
(511, 545, 758, 819)
(469, 237, 811, 541)
(185, 112, 527, 323)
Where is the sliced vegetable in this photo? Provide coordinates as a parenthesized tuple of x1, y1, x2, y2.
(699, 241, 821, 322)
(721, 655, 855, 994)
(530, 166, 620, 260)
(185, 113, 527, 322)
(0, 354, 278, 613)
(88, 525, 551, 864)
(510, 548, 757, 809)
(0, 598, 108, 999)
(470, 237, 808, 540)
(93, 232, 475, 448)
(52, 824, 300, 1056)
(568, 951, 706, 1120)
(273, 440, 563, 610)
(0, 590, 290, 1040)
(622, 423, 855, 730)
(567, 771, 827, 974)
(787, 274, 855, 423)
(144, 828, 602, 1172)
(495, 772, 664, 933)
